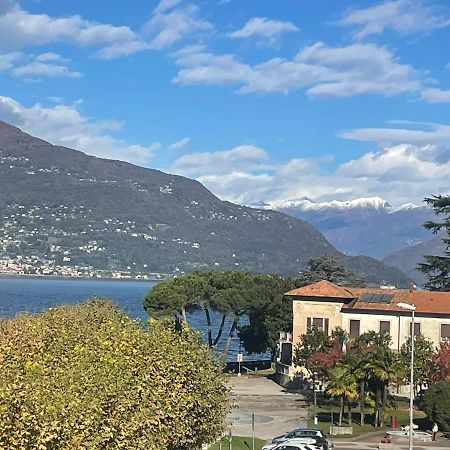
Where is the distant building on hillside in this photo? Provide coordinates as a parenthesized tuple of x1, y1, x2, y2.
(276, 280, 450, 387)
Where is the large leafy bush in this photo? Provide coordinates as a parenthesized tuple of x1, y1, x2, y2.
(422, 380, 450, 431)
(0, 299, 229, 449)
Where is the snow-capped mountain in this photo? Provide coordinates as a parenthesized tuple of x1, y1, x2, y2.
(248, 196, 432, 261)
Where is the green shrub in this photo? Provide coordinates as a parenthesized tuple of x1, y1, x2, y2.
(0, 299, 229, 449)
(422, 380, 450, 431)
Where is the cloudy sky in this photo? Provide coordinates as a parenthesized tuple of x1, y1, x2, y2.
(0, 0, 449, 206)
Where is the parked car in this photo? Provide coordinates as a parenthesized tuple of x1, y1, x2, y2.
(271, 429, 330, 450)
(262, 437, 327, 450)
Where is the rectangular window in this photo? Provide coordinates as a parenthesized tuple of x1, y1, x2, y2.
(313, 317, 323, 330)
(380, 321, 391, 334)
(441, 324, 450, 341)
(306, 317, 329, 335)
(349, 320, 360, 338)
(409, 322, 421, 336)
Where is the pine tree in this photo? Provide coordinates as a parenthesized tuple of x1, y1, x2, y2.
(418, 195, 450, 291)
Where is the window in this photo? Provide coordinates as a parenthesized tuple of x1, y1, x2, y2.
(349, 320, 360, 338)
(441, 324, 450, 342)
(306, 317, 329, 335)
(409, 322, 421, 336)
(380, 321, 391, 334)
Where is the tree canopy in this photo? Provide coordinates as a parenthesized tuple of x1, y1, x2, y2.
(300, 256, 366, 287)
(0, 299, 229, 449)
(422, 380, 450, 432)
(418, 194, 450, 291)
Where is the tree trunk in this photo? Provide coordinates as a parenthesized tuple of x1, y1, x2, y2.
(348, 401, 352, 425)
(339, 396, 344, 426)
(374, 385, 382, 427)
(223, 317, 239, 359)
(204, 306, 213, 347)
(380, 382, 388, 428)
(359, 379, 365, 426)
(212, 314, 227, 347)
(181, 307, 187, 323)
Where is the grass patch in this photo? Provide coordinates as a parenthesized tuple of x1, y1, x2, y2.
(308, 396, 427, 438)
(209, 436, 265, 450)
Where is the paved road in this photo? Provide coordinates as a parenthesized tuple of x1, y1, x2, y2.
(227, 375, 308, 441)
(227, 376, 450, 450)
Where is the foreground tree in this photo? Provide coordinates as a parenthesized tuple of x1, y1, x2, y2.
(0, 299, 229, 449)
(430, 342, 450, 382)
(238, 275, 296, 356)
(326, 364, 358, 426)
(400, 334, 433, 395)
(144, 270, 261, 358)
(418, 194, 450, 291)
(422, 380, 450, 432)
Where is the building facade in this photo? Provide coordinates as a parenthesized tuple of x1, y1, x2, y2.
(276, 280, 450, 386)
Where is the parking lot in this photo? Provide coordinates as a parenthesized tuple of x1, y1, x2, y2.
(228, 375, 309, 441)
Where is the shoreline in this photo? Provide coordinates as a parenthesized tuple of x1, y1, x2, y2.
(0, 273, 163, 282)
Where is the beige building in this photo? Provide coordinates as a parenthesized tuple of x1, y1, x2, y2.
(276, 280, 450, 386)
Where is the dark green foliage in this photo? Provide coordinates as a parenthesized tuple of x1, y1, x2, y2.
(238, 275, 296, 355)
(144, 270, 291, 357)
(293, 327, 332, 366)
(418, 195, 450, 291)
(422, 380, 450, 431)
(400, 334, 434, 391)
(300, 256, 366, 287)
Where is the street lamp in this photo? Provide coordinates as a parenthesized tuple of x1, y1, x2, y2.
(397, 302, 416, 450)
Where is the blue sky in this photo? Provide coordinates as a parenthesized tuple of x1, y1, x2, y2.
(0, 0, 449, 206)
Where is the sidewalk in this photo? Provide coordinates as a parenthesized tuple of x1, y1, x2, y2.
(333, 431, 450, 450)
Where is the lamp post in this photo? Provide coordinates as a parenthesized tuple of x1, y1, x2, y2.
(397, 302, 416, 450)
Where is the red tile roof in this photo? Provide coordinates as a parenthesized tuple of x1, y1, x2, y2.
(285, 280, 450, 315)
(285, 280, 355, 299)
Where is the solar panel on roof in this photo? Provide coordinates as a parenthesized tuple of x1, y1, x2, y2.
(361, 293, 393, 303)
(362, 293, 374, 302)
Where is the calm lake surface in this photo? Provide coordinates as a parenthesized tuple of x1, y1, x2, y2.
(0, 276, 267, 361)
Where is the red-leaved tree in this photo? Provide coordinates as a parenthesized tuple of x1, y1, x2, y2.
(430, 342, 450, 382)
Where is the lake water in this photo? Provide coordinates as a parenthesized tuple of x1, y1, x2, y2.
(0, 276, 267, 361)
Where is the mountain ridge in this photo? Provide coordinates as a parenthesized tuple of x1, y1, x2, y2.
(0, 120, 409, 285)
(253, 196, 433, 259)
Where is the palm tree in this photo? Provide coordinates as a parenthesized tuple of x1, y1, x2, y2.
(364, 345, 404, 427)
(326, 364, 358, 426)
(344, 349, 368, 426)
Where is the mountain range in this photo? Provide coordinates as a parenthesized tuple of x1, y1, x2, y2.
(0, 120, 409, 286)
(252, 197, 435, 260)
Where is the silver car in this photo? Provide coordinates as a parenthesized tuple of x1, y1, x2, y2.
(271, 429, 330, 450)
(262, 437, 326, 450)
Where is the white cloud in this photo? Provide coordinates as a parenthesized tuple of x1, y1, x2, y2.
(340, 121, 450, 146)
(0, 4, 148, 59)
(228, 17, 299, 44)
(0, 51, 21, 71)
(172, 145, 269, 177)
(421, 88, 450, 103)
(0, 95, 161, 165)
(173, 42, 431, 99)
(169, 141, 450, 206)
(338, 0, 450, 39)
(169, 137, 192, 150)
(338, 144, 450, 182)
(0, 52, 81, 79)
(12, 61, 82, 79)
(144, 0, 214, 50)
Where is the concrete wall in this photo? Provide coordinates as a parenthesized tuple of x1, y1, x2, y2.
(292, 298, 450, 349)
(292, 298, 344, 345)
(342, 311, 450, 349)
